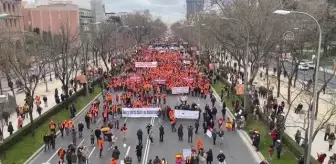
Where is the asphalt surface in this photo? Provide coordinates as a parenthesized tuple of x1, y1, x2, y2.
(30, 91, 258, 164)
(277, 61, 336, 89)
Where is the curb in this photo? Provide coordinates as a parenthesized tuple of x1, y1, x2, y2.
(211, 86, 265, 163)
(23, 92, 102, 164)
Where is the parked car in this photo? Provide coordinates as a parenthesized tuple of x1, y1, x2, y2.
(298, 62, 309, 70)
(304, 60, 315, 69)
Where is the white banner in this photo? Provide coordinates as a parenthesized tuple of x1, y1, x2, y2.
(174, 110, 199, 119)
(122, 108, 159, 118)
(172, 87, 189, 94)
(135, 62, 158, 68)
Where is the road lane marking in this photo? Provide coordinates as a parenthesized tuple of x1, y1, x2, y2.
(45, 147, 61, 163)
(97, 118, 102, 123)
(79, 139, 85, 146)
(142, 117, 153, 164)
(88, 147, 96, 158)
(142, 137, 149, 164)
(125, 146, 131, 157)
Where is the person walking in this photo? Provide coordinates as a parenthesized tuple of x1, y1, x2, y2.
(195, 120, 199, 134)
(43, 133, 50, 152)
(159, 125, 164, 142)
(78, 122, 84, 138)
(275, 140, 282, 159)
(328, 132, 336, 151)
(206, 149, 213, 164)
(137, 129, 143, 145)
(211, 129, 217, 145)
(112, 146, 120, 160)
(98, 137, 104, 157)
(203, 121, 207, 135)
(218, 128, 224, 144)
(217, 150, 226, 164)
(325, 124, 331, 141)
(149, 127, 154, 143)
(71, 128, 77, 146)
(178, 124, 183, 141)
(136, 143, 143, 162)
(146, 123, 152, 135)
(90, 130, 95, 146)
(294, 130, 301, 145)
(187, 125, 194, 143)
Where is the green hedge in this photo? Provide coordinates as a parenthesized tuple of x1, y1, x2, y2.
(217, 77, 318, 164)
(0, 77, 103, 155)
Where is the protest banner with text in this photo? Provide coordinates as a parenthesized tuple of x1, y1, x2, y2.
(172, 87, 189, 94)
(122, 108, 160, 117)
(135, 62, 158, 68)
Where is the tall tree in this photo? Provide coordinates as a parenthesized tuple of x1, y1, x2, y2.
(5, 32, 48, 135)
(51, 25, 81, 96)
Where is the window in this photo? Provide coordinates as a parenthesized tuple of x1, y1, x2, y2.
(12, 4, 15, 13)
(7, 3, 10, 12)
(10, 19, 12, 27)
(3, 3, 6, 12)
(14, 19, 16, 28)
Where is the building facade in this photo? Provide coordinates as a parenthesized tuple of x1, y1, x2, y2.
(186, 0, 204, 20)
(23, 3, 79, 37)
(91, 0, 105, 23)
(79, 8, 93, 32)
(0, 0, 24, 35)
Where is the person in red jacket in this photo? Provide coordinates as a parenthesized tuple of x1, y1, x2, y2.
(317, 151, 327, 164)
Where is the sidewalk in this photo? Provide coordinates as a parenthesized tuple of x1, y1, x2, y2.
(2, 79, 63, 139)
(222, 59, 336, 163)
(2, 59, 110, 140)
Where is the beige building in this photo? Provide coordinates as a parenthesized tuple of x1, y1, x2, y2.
(0, 0, 24, 38)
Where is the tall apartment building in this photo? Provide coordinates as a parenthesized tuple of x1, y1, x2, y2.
(90, 0, 105, 23)
(23, 3, 79, 37)
(79, 8, 93, 32)
(186, 0, 204, 20)
(0, 0, 24, 36)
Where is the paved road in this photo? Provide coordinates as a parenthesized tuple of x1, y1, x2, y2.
(30, 90, 259, 164)
(274, 60, 336, 88)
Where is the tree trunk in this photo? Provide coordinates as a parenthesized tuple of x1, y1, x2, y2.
(0, 79, 3, 95)
(277, 58, 281, 98)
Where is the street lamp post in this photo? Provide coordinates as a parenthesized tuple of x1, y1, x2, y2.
(221, 17, 250, 111)
(274, 9, 322, 164)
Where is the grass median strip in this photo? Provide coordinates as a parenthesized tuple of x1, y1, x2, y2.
(212, 82, 297, 164)
(1, 86, 101, 164)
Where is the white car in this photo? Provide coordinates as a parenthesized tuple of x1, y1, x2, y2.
(298, 62, 309, 70)
(305, 61, 315, 69)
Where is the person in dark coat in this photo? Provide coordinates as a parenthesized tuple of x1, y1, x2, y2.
(178, 124, 184, 141)
(2, 110, 9, 126)
(187, 125, 194, 143)
(203, 122, 207, 134)
(211, 129, 217, 145)
(7, 122, 14, 135)
(95, 127, 102, 142)
(137, 129, 143, 144)
(43, 133, 51, 152)
(84, 114, 90, 129)
(159, 125, 164, 142)
(135, 143, 143, 162)
(195, 120, 199, 134)
(112, 146, 120, 160)
(206, 149, 213, 164)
